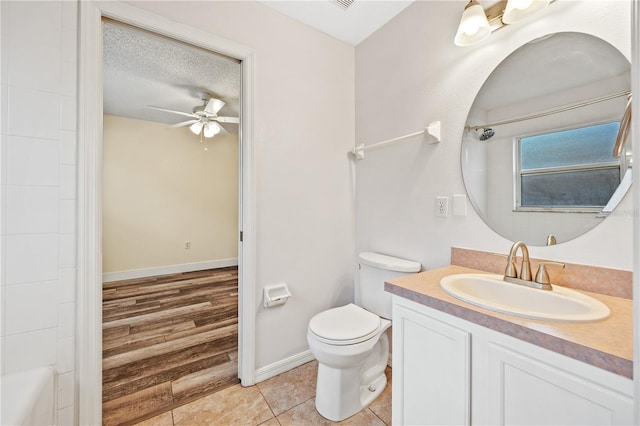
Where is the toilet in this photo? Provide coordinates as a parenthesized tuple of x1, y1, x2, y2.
(307, 252, 421, 421)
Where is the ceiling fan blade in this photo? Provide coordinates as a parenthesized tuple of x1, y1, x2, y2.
(204, 98, 226, 115)
(215, 116, 240, 124)
(168, 119, 199, 129)
(147, 105, 198, 119)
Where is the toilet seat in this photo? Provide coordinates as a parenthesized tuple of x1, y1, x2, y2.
(309, 304, 381, 346)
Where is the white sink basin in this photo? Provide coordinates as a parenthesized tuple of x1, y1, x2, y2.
(440, 273, 610, 323)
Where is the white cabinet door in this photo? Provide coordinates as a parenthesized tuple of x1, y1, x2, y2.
(393, 304, 471, 425)
(486, 342, 634, 425)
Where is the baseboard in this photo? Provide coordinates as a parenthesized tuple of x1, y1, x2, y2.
(102, 258, 238, 283)
(254, 350, 316, 383)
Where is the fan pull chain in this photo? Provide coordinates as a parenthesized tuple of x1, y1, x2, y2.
(198, 128, 209, 151)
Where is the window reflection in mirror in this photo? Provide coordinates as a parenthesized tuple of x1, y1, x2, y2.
(516, 122, 622, 211)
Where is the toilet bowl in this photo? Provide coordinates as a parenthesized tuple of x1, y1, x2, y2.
(308, 303, 391, 421)
(307, 252, 421, 422)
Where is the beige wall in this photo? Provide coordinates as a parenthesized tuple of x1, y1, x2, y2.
(103, 114, 239, 273)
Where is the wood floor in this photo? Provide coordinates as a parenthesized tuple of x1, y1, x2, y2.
(102, 267, 240, 426)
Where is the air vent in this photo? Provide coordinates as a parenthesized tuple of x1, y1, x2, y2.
(332, 0, 355, 10)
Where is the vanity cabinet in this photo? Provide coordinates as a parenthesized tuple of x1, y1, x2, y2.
(392, 296, 634, 426)
(392, 303, 471, 425)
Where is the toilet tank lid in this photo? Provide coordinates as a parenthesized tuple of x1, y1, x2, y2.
(358, 252, 421, 273)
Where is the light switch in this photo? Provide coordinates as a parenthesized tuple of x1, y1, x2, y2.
(453, 194, 467, 216)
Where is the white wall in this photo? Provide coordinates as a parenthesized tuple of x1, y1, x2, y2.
(102, 114, 239, 274)
(355, 0, 632, 272)
(0, 1, 78, 424)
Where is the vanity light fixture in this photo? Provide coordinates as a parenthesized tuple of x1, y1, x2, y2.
(454, 0, 491, 47)
(455, 0, 553, 47)
(502, 0, 550, 24)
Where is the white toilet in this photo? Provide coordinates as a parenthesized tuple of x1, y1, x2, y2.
(307, 252, 421, 421)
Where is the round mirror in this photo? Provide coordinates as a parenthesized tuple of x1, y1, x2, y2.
(461, 32, 631, 246)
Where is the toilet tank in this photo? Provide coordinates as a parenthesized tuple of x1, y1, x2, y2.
(357, 252, 421, 319)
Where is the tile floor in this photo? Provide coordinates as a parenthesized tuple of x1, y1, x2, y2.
(134, 360, 392, 426)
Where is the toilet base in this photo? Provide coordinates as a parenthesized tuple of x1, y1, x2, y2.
(314, 331, 390, 422)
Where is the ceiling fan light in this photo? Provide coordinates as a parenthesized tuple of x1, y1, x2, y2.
(203, 122, 221, 138)
(189, 121, 204, 135)
(502, 0, 550, 24)
(454, 0, 491, 47)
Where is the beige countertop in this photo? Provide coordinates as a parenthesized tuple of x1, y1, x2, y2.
(385, 265, 633, 379)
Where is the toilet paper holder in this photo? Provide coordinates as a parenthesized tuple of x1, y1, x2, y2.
(263, 283, 291, 308)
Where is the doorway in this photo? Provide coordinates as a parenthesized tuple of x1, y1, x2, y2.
(77, 3, 257, 425)
(100, 20, 243, 424)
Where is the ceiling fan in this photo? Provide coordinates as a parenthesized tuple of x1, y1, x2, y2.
(147, 96, 239, 138)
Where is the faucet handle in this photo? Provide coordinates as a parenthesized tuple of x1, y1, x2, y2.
(504, 257, 517, 278)
(534, 261, 566, 285)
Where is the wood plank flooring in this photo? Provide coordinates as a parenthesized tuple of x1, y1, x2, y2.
(102, 267, 240, 426)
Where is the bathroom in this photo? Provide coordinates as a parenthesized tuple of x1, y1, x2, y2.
(0, 0, 638, 424)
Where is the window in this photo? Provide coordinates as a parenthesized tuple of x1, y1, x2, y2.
(516, 122, 621, 211)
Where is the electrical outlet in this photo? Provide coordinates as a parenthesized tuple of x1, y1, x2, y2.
(185, 241, 191, 249)
(435, 196, 449, 217)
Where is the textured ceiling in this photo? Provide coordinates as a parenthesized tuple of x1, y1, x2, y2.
(102, 1, 413, 130)
(102, 20, 241, 130)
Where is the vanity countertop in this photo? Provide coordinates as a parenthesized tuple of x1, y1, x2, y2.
(385, 265, 633, 379)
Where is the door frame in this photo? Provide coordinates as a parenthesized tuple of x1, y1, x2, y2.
(633, 2, 640, 424)
(77, 2, 256, 424)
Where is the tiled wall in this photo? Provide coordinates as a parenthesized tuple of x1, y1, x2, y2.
(1, 1, 78, 424)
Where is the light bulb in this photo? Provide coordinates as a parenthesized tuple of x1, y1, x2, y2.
(454, 0, 491, 47)
(502, 0, 549, 24)
(189, 121, 204, 135)
(203, 122, 221, 138)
